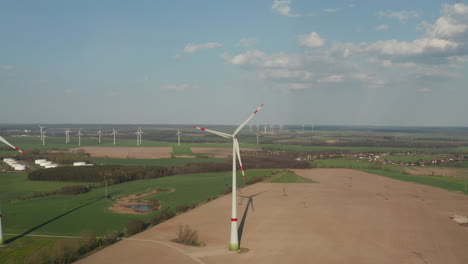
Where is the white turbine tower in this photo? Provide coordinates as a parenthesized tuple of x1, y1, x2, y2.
(135, 128, 141, 146)
(176, 129, 183, 146)
(256, 133, 261, 145)
(42, 130, 47, 146)
(65, 129, 71, 144)
(256, 121, 259, 132)
(264, 125, 267, 133)
(249, 122, 252, 133)
(139, 127, 143, 145)
(97, 129, 103, 143)
(193, 104, 264, 251)
(111, 129, 117, 145)
(77, 129, 83, 146)
(39, 125, 45, 143)
(0, 136, 25, 246)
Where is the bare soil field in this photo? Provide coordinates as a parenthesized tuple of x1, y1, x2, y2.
(191, 148, 261, 158)
(77, 169, 468, 264)
(404, 167, 468, 178)
(71, 147, 172, 159)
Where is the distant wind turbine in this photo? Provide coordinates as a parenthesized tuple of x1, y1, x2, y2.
(111, 129, 117, 145)
(42, 130, 47, 146)
(39, 125, 45, 142)
(97, 129, 103, 143)
(65, 129, 71, 144)
(176, 129, 183, 146)
(193, 104, 264, 251)
(139, 127, 143, 145)
(256, 133, 261, 145)
(77, 129, 83, 146)
(135, 128, 142, 146)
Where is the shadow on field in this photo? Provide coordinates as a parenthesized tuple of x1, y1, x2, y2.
(5, 191, 118, 244)
(238, 191, 267, 245)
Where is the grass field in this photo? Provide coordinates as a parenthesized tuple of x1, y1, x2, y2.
(311, 158, 402, 172)
(2, 136, 169, 151)
(267, 171, 317, 183)
(362, 169, 468, 194)
(89, 157, 225, 166)
(261, 143, 459, 153)
(0, 235, 67, 264)
(0, 169, 276, 237)
(384, 154, 454, 163)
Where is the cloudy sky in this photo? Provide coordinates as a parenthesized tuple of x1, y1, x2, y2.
(1, 0, 467, 126)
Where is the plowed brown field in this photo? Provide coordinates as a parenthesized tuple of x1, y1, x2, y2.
(77, 169, 468, 264)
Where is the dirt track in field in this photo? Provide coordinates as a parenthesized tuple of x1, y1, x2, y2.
(77, 169, 468, 264)
(404, 167, 468, 178)
(71, 147, 172, 159)
(191, 148, 262, 158)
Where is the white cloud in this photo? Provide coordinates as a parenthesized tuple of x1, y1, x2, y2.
(377, 10, 419, 21)
(183, 42, 222, 53)
(424, 3, 468, 40)
(418, 87, 430, 93)
(259, 69, 314, 81)
(324, 8, 340, 13)
(160, 84, 197, 92)
(318, 75, 344, 83)
(272, 0, 300, 17)
(298, 32, 326, 48)
(222, 50, 302, 68)
(375, 24, 389, 31)
(281, 83, 312, 90)
(364, 38, 459, 56)
(0, 65, 13, 70)
(237, 38, 259, 47)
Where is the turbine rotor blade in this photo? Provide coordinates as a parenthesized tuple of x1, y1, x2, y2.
(234, 138, 246, 182)
(233, 104, 265, 137)
(0, 136, 26, 154)
(193, 126, 231, 139)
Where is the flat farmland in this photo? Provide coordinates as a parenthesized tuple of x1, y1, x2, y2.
(191, 147, 262, 158)
(70, 147, 173, 159)
(78, 169, 468, 264)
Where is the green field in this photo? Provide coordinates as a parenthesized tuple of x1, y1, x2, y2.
(362, 169, 468, 194)
(267, 171, 317, 183)
(2, 136, 169, 151)
(89, 157, 225, 166)
(0, 169, 276, 237)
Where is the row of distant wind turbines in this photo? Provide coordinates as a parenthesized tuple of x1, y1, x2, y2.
(36, 124, 280, 147)
(38, 127, 139, 146)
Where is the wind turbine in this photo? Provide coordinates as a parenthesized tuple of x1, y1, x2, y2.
(256, 133, 261, 145)
(111, 129, 117, 145)
(193, 104, 264, 251)
(256, 121, 259, 132)
(138, 127, 143, 145)
(264, 125, 267, 133)
(38, 125, 45, 142)
(0, 136, 25, 246)
(249, 122, 252, 133)
(176, 129, 183, 146)
(77, 129, 83, 146)
(65, 129, 71, 144)
(42, 130, 47, 146)
(97, 129, 103, 143)
(135, 128, 141, 146)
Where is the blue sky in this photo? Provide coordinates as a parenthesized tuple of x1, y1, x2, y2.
(1, 0, 467, 126)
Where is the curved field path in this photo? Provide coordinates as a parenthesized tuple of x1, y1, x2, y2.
(77, 169, 468, 264)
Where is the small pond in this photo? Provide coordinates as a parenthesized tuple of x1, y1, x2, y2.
(126, 204, 152, 211)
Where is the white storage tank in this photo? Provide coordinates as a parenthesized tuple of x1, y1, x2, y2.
(35, 159, 47, 164)
(45, 164, 58, 169)
(13, 164, 26, 171)
(73, 162, 86, 166)
(39, 161, 52, 167)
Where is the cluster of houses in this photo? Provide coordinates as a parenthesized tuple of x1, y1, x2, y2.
(3, 158, 26, 171)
